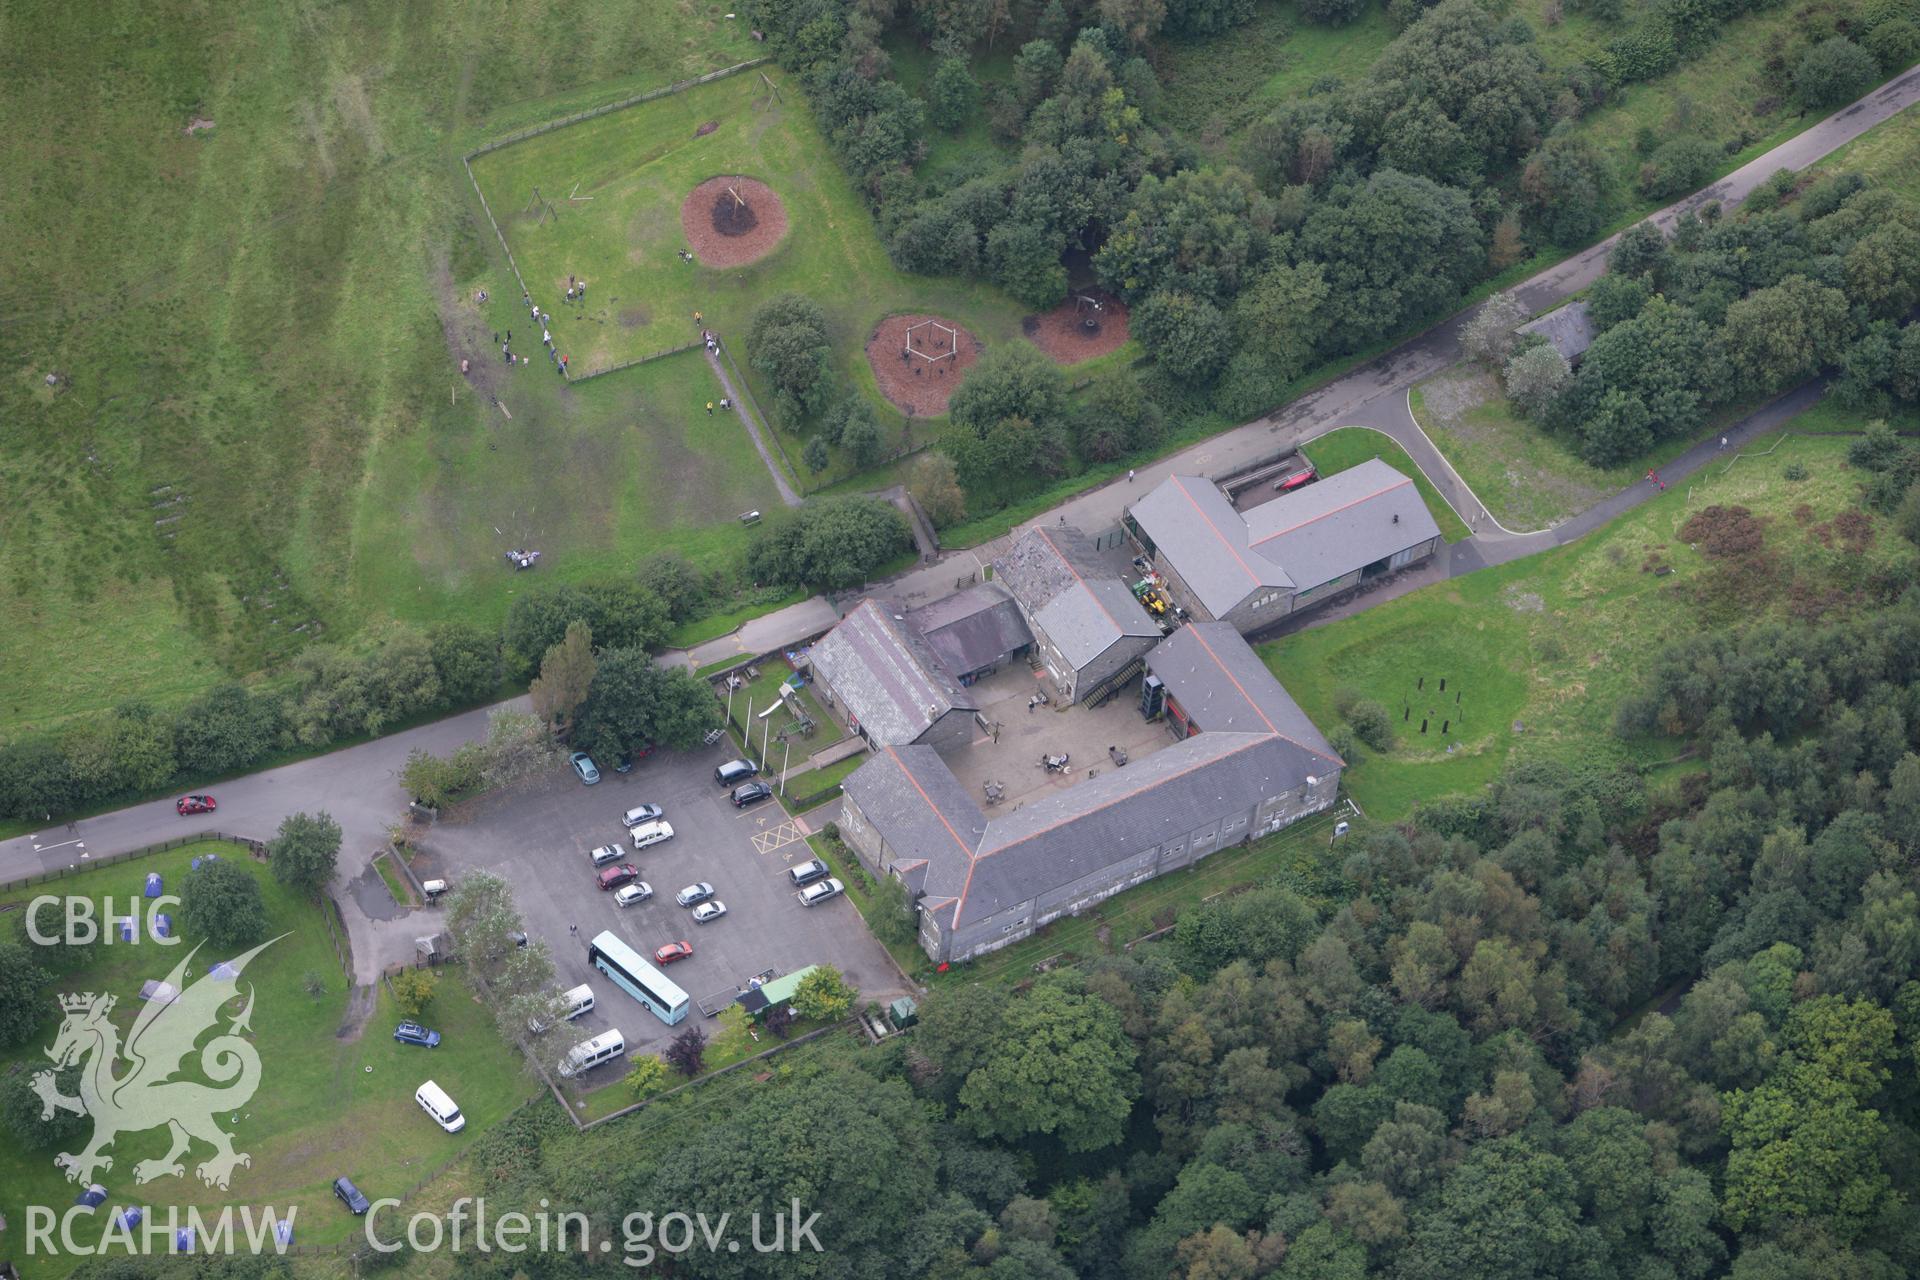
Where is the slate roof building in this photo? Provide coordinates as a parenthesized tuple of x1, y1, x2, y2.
(1125, 459, 1443, 633)
(1516, 300, 1597, 366)
(993, 525, 1162, 705)
(810, 599, 978, 752)
(838, 621, 1342, 963)
(904, 582, 1032, 683)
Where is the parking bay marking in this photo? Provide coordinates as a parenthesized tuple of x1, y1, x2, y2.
(750, 821, 804, 856)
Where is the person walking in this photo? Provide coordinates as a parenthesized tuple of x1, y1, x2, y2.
(1720, 435, 1729, 449)
(1128, 469, 1135, 483)
(706, 401, 715, 415)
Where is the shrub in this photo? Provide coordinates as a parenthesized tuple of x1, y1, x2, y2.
(1795, 37, 1878, 109)
(1783, 461, 1809, 482)
(182, 859, 267, 950)
(1638, 136, 1721, 199)
(1346, 699, 1398, 752)
(747, 293, 835, 418)
(391, 968, 439, 1017)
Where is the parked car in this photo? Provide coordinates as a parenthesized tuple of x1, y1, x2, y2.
(569, 752, 601, 785)
(731, 781, 774, 808)
(589, 844, 626, 867)
(797, 878, 845, 908)
(597, 863, 640, 891)
(614, 882, 653, 907)
(788, 858, 830, 887)
(675, 881, 715, 907)
(392, 1021, 441, 1048)
(655, 940, 694, 965)
(691, 900, 728, 924)
(620, 803, 664, 828)
(175, 794, 217, 815)
(333, 1177, 371, 1215)
(714, 758, 757, 787)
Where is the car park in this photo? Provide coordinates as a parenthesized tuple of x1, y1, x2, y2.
(629, 820, 674, 850)
(614, 882, 653, 907)
(691, 900, 727, 923)
(797, 878, 845, 907)
(589, 844, 626, 867)
(333, 1177, 371, 1215)
(714, 758, 757, 787)
(597, 863, 640, 891)
(569, 752, 601, 785)
(392, 1021, 441, 1048)
(731, 781, 774, 808)
(788, 858, 830, 886)
(175, 794, 217, 815)
(620, 803, 664, 828)
(655, 940, 693, 964)
(675, 881, 714, 907)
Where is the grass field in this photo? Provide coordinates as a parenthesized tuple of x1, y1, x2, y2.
(1303, 427, 1473, 542)
(1409, 368, 1699, 532)
(469, 65, 1034, 483)
(0, 0, 776, 739)
(1812, 97, 1920, 198)
(0, 843, 532, 1275)
(1263, 428, 1914, 818)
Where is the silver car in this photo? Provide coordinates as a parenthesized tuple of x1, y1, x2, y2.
(691, 900, 727, 924)
(675, 881, 714, 907)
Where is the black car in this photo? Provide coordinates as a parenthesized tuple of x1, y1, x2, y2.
(333, 1176, 371, 1215)
(731, 781, 774, 808)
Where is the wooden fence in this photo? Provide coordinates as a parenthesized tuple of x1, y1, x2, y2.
(0, 831, 264, 896)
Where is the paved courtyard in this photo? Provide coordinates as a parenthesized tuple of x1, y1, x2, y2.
(946, 665, 1176, 813)
(412, 741, 908, 1082)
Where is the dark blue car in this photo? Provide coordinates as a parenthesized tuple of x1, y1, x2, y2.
(393, 1021, 441, 1048)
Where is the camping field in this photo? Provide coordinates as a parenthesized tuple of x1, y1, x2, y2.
(0, 842, 534, 1274)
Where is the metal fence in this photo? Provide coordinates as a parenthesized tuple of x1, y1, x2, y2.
(0, 831, 264, 896)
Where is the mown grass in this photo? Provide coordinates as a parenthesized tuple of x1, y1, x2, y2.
(1811, 95, 1920, 198)
(0, 843, 532, 1275)
(1303, 426, 1473, 542)
(1263, 428, 1913, 818)
(469, 65, 1034, 488)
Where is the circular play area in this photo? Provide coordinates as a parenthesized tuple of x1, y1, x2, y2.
(865, 313, 983, 416)
(679, 175, 788, 268)
(1022, 289, 1131, 364)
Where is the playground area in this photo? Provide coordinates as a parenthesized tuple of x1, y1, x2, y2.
(717, 659, 845, 768)
(864, 313, 983, 416)
(1021, 290, 1131, 365)
(681, 174, 788, 267)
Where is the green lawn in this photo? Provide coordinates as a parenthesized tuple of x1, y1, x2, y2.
(1263, 428, 1915, 818)
(469, 64, 1035, 488)
(0, 843, 532, 1275)
(373, 852, 410, 906)
(1303, 427, 1472, 542)
(348, 347, 779, 634)
(720, 666, 844, 766)
(1812, 99, 1920, 199)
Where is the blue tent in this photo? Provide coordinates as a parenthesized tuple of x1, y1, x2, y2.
(208, 961, 239, 980)
(153, 913, 172, 939)
(144, 872, 163, 898)
(117, 1207, 143, 1230)
(116, 918, 135, 942)
(191, 853, 220, 870)
(174, 1227, 194, 1252)
(75, 1184, 107, 1209)
(274, 1220, 294, 1246)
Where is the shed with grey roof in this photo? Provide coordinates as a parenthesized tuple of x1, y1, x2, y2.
(992, 526, 1161, 705)
(905, 582, 1032, 681)
(1126, 461, 1442, 633)
(810, 600, 977, 751)
(1516, 300, 1596, 366)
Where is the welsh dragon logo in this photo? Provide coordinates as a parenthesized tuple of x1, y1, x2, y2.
(32, 936, 282, 1190)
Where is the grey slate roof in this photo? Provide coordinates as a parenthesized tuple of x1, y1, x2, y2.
(906, 582, 1032, 677)
(841, 624, 1338, 934)
(1149, 622, 1340, 759)
(1517, 300, 1596, 364)
(994, 526, 1159, 673)
(1243, 459, 1442, 592)
(811, 600, 974, 747)
(1128, 476, 1292, 618)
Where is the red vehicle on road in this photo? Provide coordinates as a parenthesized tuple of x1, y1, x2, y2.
(176, 795, 217, 816)
(654, 941, 694, 965)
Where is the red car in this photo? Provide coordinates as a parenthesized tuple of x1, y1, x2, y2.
(176, 795, 217, 816)
(655, 940, 694, 965)
(596, 863, 640, 891)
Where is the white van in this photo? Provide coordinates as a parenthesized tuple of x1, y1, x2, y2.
(629, 820, 675, 851)
(557, 1029, 625, 1078)
(420, 879, 447, 901)
(527, 984, 595, 1034)
(414, 1080, 465, 1133)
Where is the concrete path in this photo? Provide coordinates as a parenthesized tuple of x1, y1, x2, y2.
(706, 347, 800, 508)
